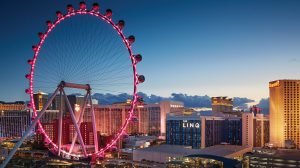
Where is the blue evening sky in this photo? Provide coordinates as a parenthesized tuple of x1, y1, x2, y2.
(0, 0, 300, 102)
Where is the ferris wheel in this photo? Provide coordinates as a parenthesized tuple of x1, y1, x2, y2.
(1, 2, 144, 167)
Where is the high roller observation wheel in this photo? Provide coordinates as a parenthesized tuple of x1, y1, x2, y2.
(24, 2, 145, 159)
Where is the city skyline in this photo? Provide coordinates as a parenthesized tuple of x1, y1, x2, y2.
(1, 1, 300, 167)
(1, 0, 300, 102)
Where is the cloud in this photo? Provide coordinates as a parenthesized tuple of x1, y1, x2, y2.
(233, 97, 255, 109)
(170, 93, 211, 107)
(257, 98, 269, 114)
(92, 92, 255, 109)
(289, 58, 299, 62)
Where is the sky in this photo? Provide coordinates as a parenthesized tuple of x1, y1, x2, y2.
(0, 0, 300, 102)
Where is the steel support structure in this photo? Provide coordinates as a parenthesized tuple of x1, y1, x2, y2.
(89, 91, 99, 153)
(58, 89, 63, 156)
(0, 87, 60, 168)
(0, 81, 99, 168)
(62, 89, 88, 157)
(68, 92, 88, 154)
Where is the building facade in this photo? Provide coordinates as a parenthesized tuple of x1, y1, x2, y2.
(0, 101, 26, 111)
(223, 118, 243, 146)
(253, 114, 270, 147)
(69, 122, 94, 145)
(242, 112, 269, 147)
(0, 110, 31, 138)
(242, 113, 254, 147)
(269, 80, 300, 148)
(201, 116, 224, 148)
(166, 116, 201, 148)
(94, 101, 182, 137)
(94, 102, 161, 136)
(159, 101, 184, 136)
(211, 97, 233, 116)
(201, 116, 242, 148)
(166, 115, 242, 149)
(34, 91, 49, 110)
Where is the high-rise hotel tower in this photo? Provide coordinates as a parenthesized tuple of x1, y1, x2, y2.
(269, 80, 300, 148)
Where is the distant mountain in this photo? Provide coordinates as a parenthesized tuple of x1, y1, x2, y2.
(92, 92, 262, 111)
(93, 93, 132, 105)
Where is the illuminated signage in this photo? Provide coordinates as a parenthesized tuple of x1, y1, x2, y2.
(269, 81, 280, 88)
(182, 121, 200, 128)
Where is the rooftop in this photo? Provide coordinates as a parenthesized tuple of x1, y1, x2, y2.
(135, 144, 250, 157)
(248, 148, 300, 161)
(0, 101, 25, 105)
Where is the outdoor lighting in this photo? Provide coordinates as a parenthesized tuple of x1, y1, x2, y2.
(74, 104, 80, 112)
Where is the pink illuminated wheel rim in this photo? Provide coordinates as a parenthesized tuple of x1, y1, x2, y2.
(25, 2, 144, 159)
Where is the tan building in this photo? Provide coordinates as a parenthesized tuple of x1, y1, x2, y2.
(242, 113, 254, 147)
(211, 97, 233, 116)
(159, 100, 184, 136)
(269, 80, 300, 148)
(94, 100, 184, 138)
(0, 101, 26, 111)
(0, 110, 31, 138)
(33, 91, 48, 110)
(254, 114, 270, 147)
(242, 113, 269, 147)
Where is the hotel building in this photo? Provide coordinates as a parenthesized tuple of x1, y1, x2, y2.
(166, 115, 242, 149)
(36, 115, 94, 145)
(269, 80, 300, 148)
(0, 110, 31, 138)
(166, 115, 201, 148)
(94, 100, 184, 137)
(242, 112, 269, 147)
(211, 97, 233, 116)
(253, 114, 270, 147)
(201, 116, 242, 148)
(159, 100, 184, 136)
(201, 116, 224, 148)
(0, 101, 26, 111)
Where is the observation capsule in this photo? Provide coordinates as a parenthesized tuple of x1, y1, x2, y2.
(79, 2, 87, 10)
(46, 20, 53, 28)
(117, 20, 125, 30)
(67, 4, 74, 13)
(127, 35, 135, 45)
(38, 32, 44, 39)
(105, 9, 112, 18)
(25, 74, 30, 79)
(56, 11, 63, 18)
(92, 3, 100, 12)
(32, 45, 38, 52)
(134, 54, 142, 63)
(27, 103, 32, 108)
(25, 89, 30, 94)
(27, 59, 33, 65)
(138, 75, 145, 83)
